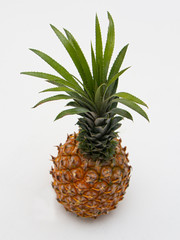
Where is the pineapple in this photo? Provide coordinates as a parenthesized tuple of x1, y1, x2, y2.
(21, 12, 149, 218)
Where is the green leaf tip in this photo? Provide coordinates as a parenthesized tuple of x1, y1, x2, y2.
(107, 11, 111, 17)
(50, 24, 55, 29)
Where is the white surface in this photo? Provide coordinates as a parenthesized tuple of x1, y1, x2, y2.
(0, 1, 180, 239)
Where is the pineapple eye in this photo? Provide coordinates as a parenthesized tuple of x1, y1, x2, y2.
(84, 170, 98, 184)
(101, 166, 112, 179)
(64, 144, 75, 154)
(71, 168, 84, 180)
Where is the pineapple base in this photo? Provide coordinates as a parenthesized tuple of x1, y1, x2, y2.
(50, 133, 131, 218)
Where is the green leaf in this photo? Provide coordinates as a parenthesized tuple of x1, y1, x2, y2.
(71, 74, 93, 101)
(55, 107, 89, 121)
(113, 98, 149, 121)
(110, 78, 118, 96)
(94, 83, 106, 110)
(111, 116, 123, 125)
(106, 42, 129, 103)
(107, 123, 122, 133)
(33, 94, 72, 108)
(71, 75, 83, 87)
(21, 71, 63, 81)
(107, 67, 130, 87)
(40, 86, 74, 93)
(64, 29, 93, 92)
(21, 71, 85, 96)
(114, 92, 148, 107)
(46, 79, 83, 94)
(68, 91, 97, 112)
(111, 108, 133, 120)
(28, 49, 81, 90)
(46, 79, 65, 87)
(95, 14, 103, 85)
(91, 42, 97, 90)
(66, 101, 79, 108)
(50, 25, 89, 90)
(103, 12, 115, 80)
(108, 44, 129, 80)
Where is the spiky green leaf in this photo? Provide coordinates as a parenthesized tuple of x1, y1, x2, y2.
(33, 94, 72, 108)
(111, 108, 133, 120)
(66, 101, 79, 108)
(21, 71, 85, 96)
(114, 92, 148, 107)
(108, 44, 129, 80)
(64, 29, 93, 91)
(68, 91, 97, 112)
(95, 83, 106, 112)
(113, 98, 149, 121)
(40, 86, 74, 93)
(21, 71, 63, 82)
(95, 14, 103, 85)
(107, 67, 130, 87)
(50, 25, 91, 93)
(28, 49, 81, 90)
(104, 12, 115, 80)
(55, 107, 89, 120)
(91, 42, 98, 90)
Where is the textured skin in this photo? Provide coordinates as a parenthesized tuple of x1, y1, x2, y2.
(50, 133, 131, 218)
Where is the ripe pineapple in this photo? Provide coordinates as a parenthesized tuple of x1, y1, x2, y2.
(21, 12, 149, 218)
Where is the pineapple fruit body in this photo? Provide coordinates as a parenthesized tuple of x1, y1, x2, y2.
(50, 133, 131, 218)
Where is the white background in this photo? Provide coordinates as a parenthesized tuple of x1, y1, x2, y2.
(0, 0, 180, 239)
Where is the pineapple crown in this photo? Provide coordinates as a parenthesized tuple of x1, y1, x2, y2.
(21, 12, 149, 161)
